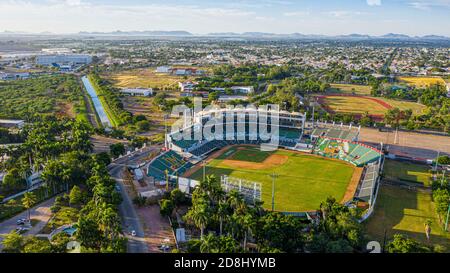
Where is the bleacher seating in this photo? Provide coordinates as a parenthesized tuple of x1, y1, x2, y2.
(147, 150, 191, 179)
(314, 137, 381, 167)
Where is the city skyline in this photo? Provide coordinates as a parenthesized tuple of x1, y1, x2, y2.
(0, 0, 450, 36)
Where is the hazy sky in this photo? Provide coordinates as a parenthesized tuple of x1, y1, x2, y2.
(0, 0, 449, 36)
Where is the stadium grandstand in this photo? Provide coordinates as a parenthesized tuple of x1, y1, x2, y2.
(313, 137, 381, 167)
(310, 121, 360, 142)
(167, 107, 306, 156)
(146, 150, 192, 180)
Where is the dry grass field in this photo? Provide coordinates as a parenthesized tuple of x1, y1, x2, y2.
(106, 67, 202, 89)
(328, 84, 372, 96)
(398, 77, 446, 88)
(317, 95, 426, 118)
(318, 95, 389, 116)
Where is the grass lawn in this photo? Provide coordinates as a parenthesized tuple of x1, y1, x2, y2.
(188, 146, 356, 212)
(41, 207, 79, 234)
(365, 185, 450, 248)
(321, 96, 388, 116)
(398, 77, 446, 88)
(328, 84, 372, 96)
(383, 160, 432, 186)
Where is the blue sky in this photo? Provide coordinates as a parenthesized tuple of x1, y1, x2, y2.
(0, 0, 449, 35)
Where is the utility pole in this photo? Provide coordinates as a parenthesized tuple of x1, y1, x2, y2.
(445, 203, 450, 232)
(202, 160, 206, 181)
(435, 151, 440, 172)
(269, 173, 278, 211)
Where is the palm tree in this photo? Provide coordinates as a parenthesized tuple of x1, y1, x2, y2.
(22, 192, 37, 222)
(217, 202, 229, 236)
(186, 204, 209, 239)
(200, 233, 217, 253)
(425, 220, 432, 241)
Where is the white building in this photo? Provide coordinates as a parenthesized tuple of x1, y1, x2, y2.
(36, 54, 92, 66)
(120, 88, 153, 97)
(0, 72, 30, 80)
(178, 81, 198, 92)
(0, 119, 25, 129)
(156, 66, 172, 73)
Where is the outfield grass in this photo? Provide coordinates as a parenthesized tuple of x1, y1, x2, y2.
(398, 77, 446, 88)
(365, 185, 450, 248)
(383, 160, 432, 186)
(188, 146, 356, 212)
(328, 84, 372, 95)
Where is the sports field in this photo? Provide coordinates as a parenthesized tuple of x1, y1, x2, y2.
(398, 77, 446, 88)
(317, 95, 425, 118)
(186, 145, 360, 212)
(383, 160, 432, 187)
(328, 84, 372, 96)
(365, 185, 450, 247)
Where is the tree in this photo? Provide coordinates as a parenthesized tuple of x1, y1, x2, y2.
(76, 215, 104, 252)
(437, 155, 450, 165)
(384, 107, 412, 129)
(23, 236, 52, 253)
(170, 188, 185, 213)
(1, 168, 27, 193)
(109, 143, 125, 158)
(2, 231, 23, 253)
(185, 203, 210, 239)
(136, 120, 151, 132)
(160, 199, 175, 217)
(22, 192, 37, 222)
(386, 234, 428, 253)
(69, 185, 83, 207)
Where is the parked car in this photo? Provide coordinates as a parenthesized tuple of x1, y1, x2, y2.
(16, 218, 28, 225)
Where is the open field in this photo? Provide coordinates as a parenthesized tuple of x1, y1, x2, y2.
(365, 185, 450, 248)
(105, 67, 204, 89)
(328, 84, 372, 95)
(318, 95, 389, 116)
(383, 160, 432, 186)
(377, 98, 426, 116)
(398, 77, 446, 88)
(317, 95, 426, 118)
(187, 145, 359, 212)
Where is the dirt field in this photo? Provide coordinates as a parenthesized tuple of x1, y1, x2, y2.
(136, 205, 175, 253)
(359, 127, 450, 159)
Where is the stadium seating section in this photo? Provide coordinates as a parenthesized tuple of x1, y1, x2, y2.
(147, 150, 191, 180)
(314, 138, 381, 167)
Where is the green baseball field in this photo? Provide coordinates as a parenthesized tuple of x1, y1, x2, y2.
(187, 145, 360, 212)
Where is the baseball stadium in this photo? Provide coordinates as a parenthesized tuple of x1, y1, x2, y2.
(146, 107, 384, 218)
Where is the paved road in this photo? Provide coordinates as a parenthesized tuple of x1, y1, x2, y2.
(108, 145, 161, 253)
(109, 164, 148, 253)
(0, 197, 56, 250)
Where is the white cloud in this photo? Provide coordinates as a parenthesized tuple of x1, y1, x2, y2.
(367, 0, 382, 6)
(283, 11, 310, 17)
(324, 10, 367, 18)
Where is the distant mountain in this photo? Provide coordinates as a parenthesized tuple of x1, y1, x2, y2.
(420, 35, 449, 40)
(380, 33, 411, 39)
(78, 30, 192, 36)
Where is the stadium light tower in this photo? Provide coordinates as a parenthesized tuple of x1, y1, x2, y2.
(269, 172, 278, 211)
